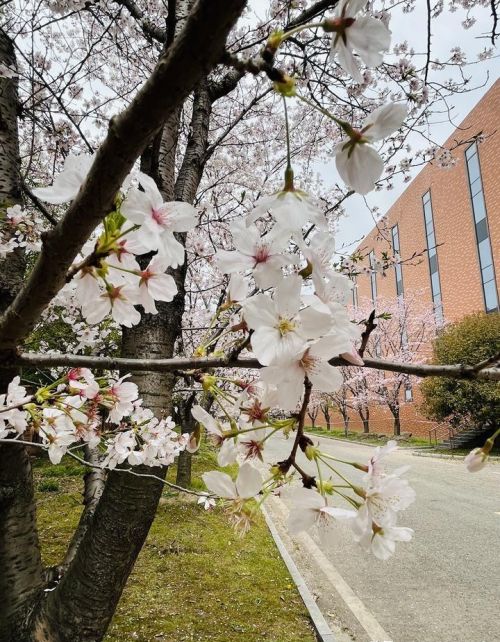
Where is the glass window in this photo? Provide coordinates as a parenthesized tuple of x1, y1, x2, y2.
(476, 217, 488, 243)
(369, 251, 377, 302)
(465, 143, 499, 313)
(472, 192, 487, 222)
(422, 191, 443, 320)
(431, 271, 441, 296)
(466, 152, 481, 184)
(391, 225, 404, 297)
(484, 280, 499, 312)
(482, 264, 494, 284)
(478, 238, 493, 270)
(404, 386, 413, 402)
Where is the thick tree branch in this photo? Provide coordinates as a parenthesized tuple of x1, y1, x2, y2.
(112, 0, 167, 42)
(0, 0, 248, 354)
(8, 351, 500, 381)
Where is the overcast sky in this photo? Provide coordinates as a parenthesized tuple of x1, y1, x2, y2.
(249, 0, 498, 249)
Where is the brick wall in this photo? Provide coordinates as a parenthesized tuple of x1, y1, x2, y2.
(325, 79, 500, 438)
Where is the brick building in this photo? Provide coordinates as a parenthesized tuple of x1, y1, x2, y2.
(333, 79, 500, 439)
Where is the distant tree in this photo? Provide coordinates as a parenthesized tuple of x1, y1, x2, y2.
(355, 293, 438, 436)
(319, 399, 332, 431)
(421, 313, 500, 431)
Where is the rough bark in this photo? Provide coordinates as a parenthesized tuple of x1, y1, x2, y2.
(320, 403, 331, 430)
(359, 408, 370, 434)
(0, 0, 247, 353)
(61, 446, 106, 571)
(391, 405, 401, 436)
(28, 4, 247, 640)
(0, 30, 44, 642)
(35, 464, 167, 642)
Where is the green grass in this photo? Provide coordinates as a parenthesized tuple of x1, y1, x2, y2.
(306, 426, 429, 447)
(34, 447, 315, 642)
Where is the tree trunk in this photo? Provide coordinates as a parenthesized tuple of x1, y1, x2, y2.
(0, 31, 44, 642)
(392, 407, 401, 436)
(359, 408, 370, 434)
(343, 413, 349, 437)
(29, 3, 247, 640)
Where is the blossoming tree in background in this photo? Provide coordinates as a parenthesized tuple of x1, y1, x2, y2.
(0, 1, 499, 640)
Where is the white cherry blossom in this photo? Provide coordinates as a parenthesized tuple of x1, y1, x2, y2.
(351, 511, 413, 560)
(287, 488, 356, 534)
(261, 334, 350, 410)
(334, 103, 407, 194)
(464, 447, 489, 472)
(0, 376, 29, 437)
(191, 405, 238, 467)
(215, 222, 294, 290)
(82, 284, 140, 327)
(137, 256, 177, 314)
(107, 376, 139, 423)
(246, 189, 327, 233)
(202, 462, 263, 500)
(121, 172, 197, 266)
(32, 153, 93, 204)
(326, 0, 391, 83)
(242, 274, 332, 365)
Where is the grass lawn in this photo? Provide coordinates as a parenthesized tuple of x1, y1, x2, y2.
(34, 447, 316, 642)
(306, 425, 430, 447)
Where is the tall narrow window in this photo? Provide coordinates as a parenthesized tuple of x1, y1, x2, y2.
(351, 275, 358, 308)
(422, 191, 443, 322)
(391, 224, 404, 297)
(369, 250, 377, 303)
(465, 143, 499, 313)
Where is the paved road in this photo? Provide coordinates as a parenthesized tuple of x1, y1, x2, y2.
(264, 434, 500, 642)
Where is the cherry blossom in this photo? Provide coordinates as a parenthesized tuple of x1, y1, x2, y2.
(287, 488, 356, 534)
(351, 512, 414, 560)
(107, 376, 139, 423)
(0, 376, 29, 437)
(325, 0, 392, 83)
(464, 446, 490, 472)
(246, 188, 327, 233)
(121, 172, 197, 266)
(137, 256, 178, 314)
(215, 222, 294, 289)
(334, 103, 407, 194)
(82, 285, 141, 327)
(242, 274, 332, 365)
(191, 405, 238, 467)
(261, 334, 350, 410)
(32, 153, 93, 204)
(202, 462, 263, 500)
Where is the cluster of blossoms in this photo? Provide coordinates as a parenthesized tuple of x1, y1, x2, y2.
(30, 154, 198, 327)
(175, 132, 416, 555)
(0, 370, 187, 467)
(4, 0, 492, 567)
(0, 204, 43, 257)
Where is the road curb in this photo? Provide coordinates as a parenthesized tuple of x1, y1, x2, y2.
(261, 506, 337, 642)
(307, 432, 417, 449)
(412, 451, 500, 461)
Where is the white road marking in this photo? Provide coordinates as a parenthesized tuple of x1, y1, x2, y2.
(269, 496, 391, 642)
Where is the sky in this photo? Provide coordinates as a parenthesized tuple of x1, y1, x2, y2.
(249, 0, 498, 249)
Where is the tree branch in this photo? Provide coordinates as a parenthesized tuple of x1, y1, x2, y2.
(0, 0, 248, 354)
(8, 351, 500, 381)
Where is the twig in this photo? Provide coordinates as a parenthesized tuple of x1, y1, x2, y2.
(4, 351, 500, 381)
(358, 310, 377, 358)
(0, 438, 209, 498)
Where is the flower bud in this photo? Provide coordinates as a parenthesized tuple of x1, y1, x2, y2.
(317, 480, 334, 495)
(201, 374, 217, 392)
(266, 30, 284, 54)
(305, 444, 319, 461)
(273, 74, 296, 97)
